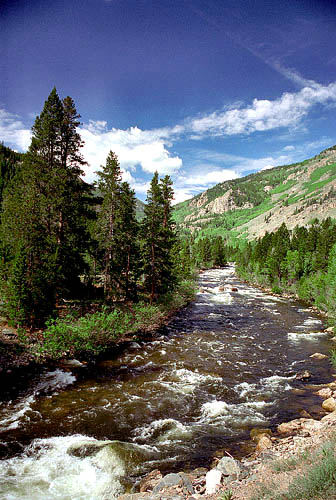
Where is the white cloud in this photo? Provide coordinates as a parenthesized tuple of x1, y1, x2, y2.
(187, 81, 336, 138)
(260, 164, 275, 171)
(192, 150, 293, 174)
(183, 168, 239, 186)
(80, 122, 182, 183)
(172, 166, 240, 204)
(0, 109, 32, 150)
(271, 63, 319, 89)
(172, 188, 195, 205)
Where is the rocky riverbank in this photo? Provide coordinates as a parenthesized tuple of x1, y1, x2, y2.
(119, 378, 336, 500)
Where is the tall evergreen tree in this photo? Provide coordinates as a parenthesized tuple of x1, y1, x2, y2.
(118, 182, 139, 300)
(95, 151, 122, 300)
(142, 172, 176, 302)
(95, 151, 139, 301)
(1, 88, 91, 325)
(212, 236, 227, 267)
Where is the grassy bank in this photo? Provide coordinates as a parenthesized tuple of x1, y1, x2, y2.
(26, 279, 197, 361)
(251, 433, 336, 500)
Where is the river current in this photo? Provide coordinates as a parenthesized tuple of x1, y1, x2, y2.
(0, 266, 334, 499)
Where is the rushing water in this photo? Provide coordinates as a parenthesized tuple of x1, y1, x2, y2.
(0, 266, 334, 500)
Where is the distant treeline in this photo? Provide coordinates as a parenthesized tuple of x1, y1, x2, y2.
(236, 219, 336, 323)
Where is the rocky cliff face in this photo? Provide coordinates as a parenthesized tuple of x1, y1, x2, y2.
(174, 145, 336, 240)
(185, 189, 253, 223)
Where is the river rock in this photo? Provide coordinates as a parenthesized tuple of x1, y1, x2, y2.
(62, 359, 84, 367)
(301, 419, 321, 432)
(218, 286, 225, 292)
(152, 473, 194, 495)
(215, 456, 242, 479)
(310, 353, 328, 360)
(205, 469, 222, 494)
(250, 428, 272, 442)
(295, 370, 311, 380)
(299, 409, 312, 418)
(256, 435, 273, 452)
(231, 287, 238, 292)
(119, 494, 180, 500)
(139, 470, 162, 492)
(67, 439, 153, 474)
(322, 397, 336, 412)
(322, 410, 336, 423)
(277, 418, 306, 434)
(315, 387, 333, 399)
(128, 342, 141, 349)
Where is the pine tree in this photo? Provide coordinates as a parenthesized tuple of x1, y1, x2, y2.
(95, 151, 139, 301)
(118, 182, 139, 300)
(95, 151, 123, 300)
(212, 236, 227, 267)
(1, 88, 91, 325)
(159, 174, 176, 289)
(142, 172, 176, 303)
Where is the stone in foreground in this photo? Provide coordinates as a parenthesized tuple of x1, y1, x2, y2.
(205, 469, 222, 495)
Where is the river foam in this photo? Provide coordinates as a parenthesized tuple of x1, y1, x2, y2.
(0, 435, 125, 500)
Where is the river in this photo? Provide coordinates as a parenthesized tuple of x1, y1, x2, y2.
(0, 266, 334, 499)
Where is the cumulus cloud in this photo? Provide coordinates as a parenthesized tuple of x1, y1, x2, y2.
(80, 121, 182, 183)
(187, 81, 336, 138)
(0, 109, 31, 150)
(172, 166, 240, 204)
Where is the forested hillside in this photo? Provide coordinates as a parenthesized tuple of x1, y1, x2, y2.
(174, 146, 336, 244)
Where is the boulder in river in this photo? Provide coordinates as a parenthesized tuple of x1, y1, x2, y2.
(310, 353, 328, 360)
(67, 439, 154, 475)
(322, 397, 336, 412)
(295, 370, 311, 381)
(315, 387, 333, 399)
(62, 359, 85, 367)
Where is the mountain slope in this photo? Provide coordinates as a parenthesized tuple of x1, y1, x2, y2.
(136, 198, 146, 221)
(173, 145, 336, 242)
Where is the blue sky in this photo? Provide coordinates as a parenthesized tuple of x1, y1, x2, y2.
(1, 0, 336, 203)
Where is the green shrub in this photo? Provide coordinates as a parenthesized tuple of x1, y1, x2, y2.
(34, 279, 197, 360)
